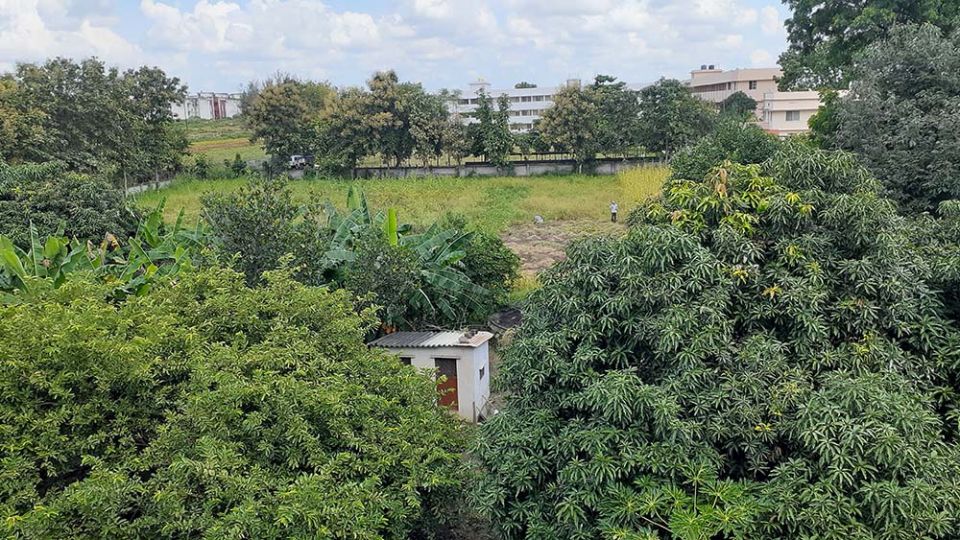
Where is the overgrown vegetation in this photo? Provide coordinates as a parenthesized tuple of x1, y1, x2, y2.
(0, 268, 469, 538)
(0, 57, 187, 185)
(476, 142, 960, 539)
(0, 160, 138, 249)
(202, 180, 519, 329)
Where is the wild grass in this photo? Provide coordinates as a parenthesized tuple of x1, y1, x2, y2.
(137, 166, 669, 232)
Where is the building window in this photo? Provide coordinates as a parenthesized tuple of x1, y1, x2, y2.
(400, 357, 412, 365)
(533, 95, 545, 102)
(785, 110, 801, 121)
(521, 96, 532, 102)
(749, 80, 757, 90)
(480, 366, 485, 379)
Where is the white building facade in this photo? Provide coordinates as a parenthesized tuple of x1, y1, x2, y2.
(449, 79, 646, 133)
(171, 92, 242, 120)
(687, 65, 832, 137)
(368, 331, 494, 422)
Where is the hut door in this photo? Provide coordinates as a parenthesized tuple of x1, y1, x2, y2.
(435, 358, 459, 410)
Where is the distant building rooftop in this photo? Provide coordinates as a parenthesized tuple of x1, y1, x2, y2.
(369, 330, 494, 349)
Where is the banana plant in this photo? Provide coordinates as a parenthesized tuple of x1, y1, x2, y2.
(0, 203, 210, 297)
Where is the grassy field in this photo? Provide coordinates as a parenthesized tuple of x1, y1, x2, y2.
(180, 118, 266, 164)
(138, 167, 669, 232)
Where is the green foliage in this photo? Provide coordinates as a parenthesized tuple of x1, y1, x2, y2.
(0, 267, 468, 538)
(190, 154, 210, 178)
(0, 159, 138, 249)
(835, 23, 960, 213)
(539, 85, 601, 168)
(719, 91, 758, 120)
(228, 152, 248, 177)
(201, 177, 330, 286)
(807, 89, 842, 148)
(0, 75, 46, 163)
(474, 89, 514, 167)
(591, 75, 643, 158)
(668, 120, 779, 183)
(476, 141, 960, 539)
(637, 78, 717, 157)
(202, 178, 497, 329)
(244, 78, 334, 164)
(0, 203, 210, 298)
(778, 0, 959, 89)
(6, 57, 187, 182)
(440, 212, 520, 319)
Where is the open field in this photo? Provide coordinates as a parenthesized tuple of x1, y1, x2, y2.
(179, 118, 267, 164)
(138, 166, 669, 233)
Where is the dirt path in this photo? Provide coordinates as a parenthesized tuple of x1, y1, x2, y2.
(501, 219, 625, 275)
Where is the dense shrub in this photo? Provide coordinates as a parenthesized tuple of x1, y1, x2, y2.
(0, 160, 138, 248)
(669, 120, 779, 182)
(836, 24, 960, 212)
(476, 142, 960, 539)
(0, 267, 468, 538)
(201, 177, 331, 285)
(440, 213, 520, 318)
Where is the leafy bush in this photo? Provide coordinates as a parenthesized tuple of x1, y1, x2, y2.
(475, 142, 960, 539)
(203, 179, 498, 329)
(0, 267, 469, 538)
(440, 212, 520, 318)
(0, 204, 210, 298)
(201, 177, 330, 285)
(836, 23, 960, 212)
(668, 120, 779, 182)
(0, 160, 138, 248)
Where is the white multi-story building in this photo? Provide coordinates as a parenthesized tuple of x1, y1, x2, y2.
(449, 79, 646, 133)
(687, 65, 783, 107)
(686, 64, 834, 137)
(171, 92, 242, 120)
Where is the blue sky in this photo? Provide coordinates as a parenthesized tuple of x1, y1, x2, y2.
(0, 0, 790, 92)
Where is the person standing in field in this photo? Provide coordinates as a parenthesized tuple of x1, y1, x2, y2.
(610, 201, 619, 223)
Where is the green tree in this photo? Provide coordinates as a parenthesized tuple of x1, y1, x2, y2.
(442, 114, 472, 168)
(201, 178, 331, 286)
(0, 75, 46, 163)
(0, 267, 469, 538)
(0, 160, 138, 249)
(409, 90, 449, 167)
(366, 70, 417, 167)
(591, 75, 642, 157)
(637, 78, 717, 158)
(10, 58, 186, 182)
(669, 120, 779, 181)
(475, 142, 960, 539)
(835, 23, 960, 212)
(473, 89, 513, 167)
(807, 89, 842, 148)
(245, 79, 334, 166)
(514, 81, 538, 89)
(316, 87, 373, 174)
(778, 0, 959, 89)
(539, 84, 601, 170)
(719, 90, 758, 120)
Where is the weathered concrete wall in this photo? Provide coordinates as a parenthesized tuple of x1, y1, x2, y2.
(125, 180, 172, 195)
(353, 157, 662, 179)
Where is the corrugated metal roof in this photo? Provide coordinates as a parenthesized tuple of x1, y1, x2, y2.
(369, 331, 493, 349)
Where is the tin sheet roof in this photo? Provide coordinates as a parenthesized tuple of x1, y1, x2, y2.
(369, 331, 493, 349)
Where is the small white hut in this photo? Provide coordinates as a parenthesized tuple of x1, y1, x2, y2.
(369, 330, 494, 422)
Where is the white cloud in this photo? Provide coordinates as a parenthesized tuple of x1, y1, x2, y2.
(1, 0, 790, 92)
(751, 48, 774, 66)
(760, 6, 783, 36)
(0, 0, 142, 64)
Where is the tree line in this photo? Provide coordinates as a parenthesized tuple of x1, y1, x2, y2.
(243, 71, 756, 174)
(0, 57, 187, 186)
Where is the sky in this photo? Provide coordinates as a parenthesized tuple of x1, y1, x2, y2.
(0, 0, 791, 93)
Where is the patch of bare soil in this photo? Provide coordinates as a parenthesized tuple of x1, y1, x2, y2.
(501, 219, 625, 275)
